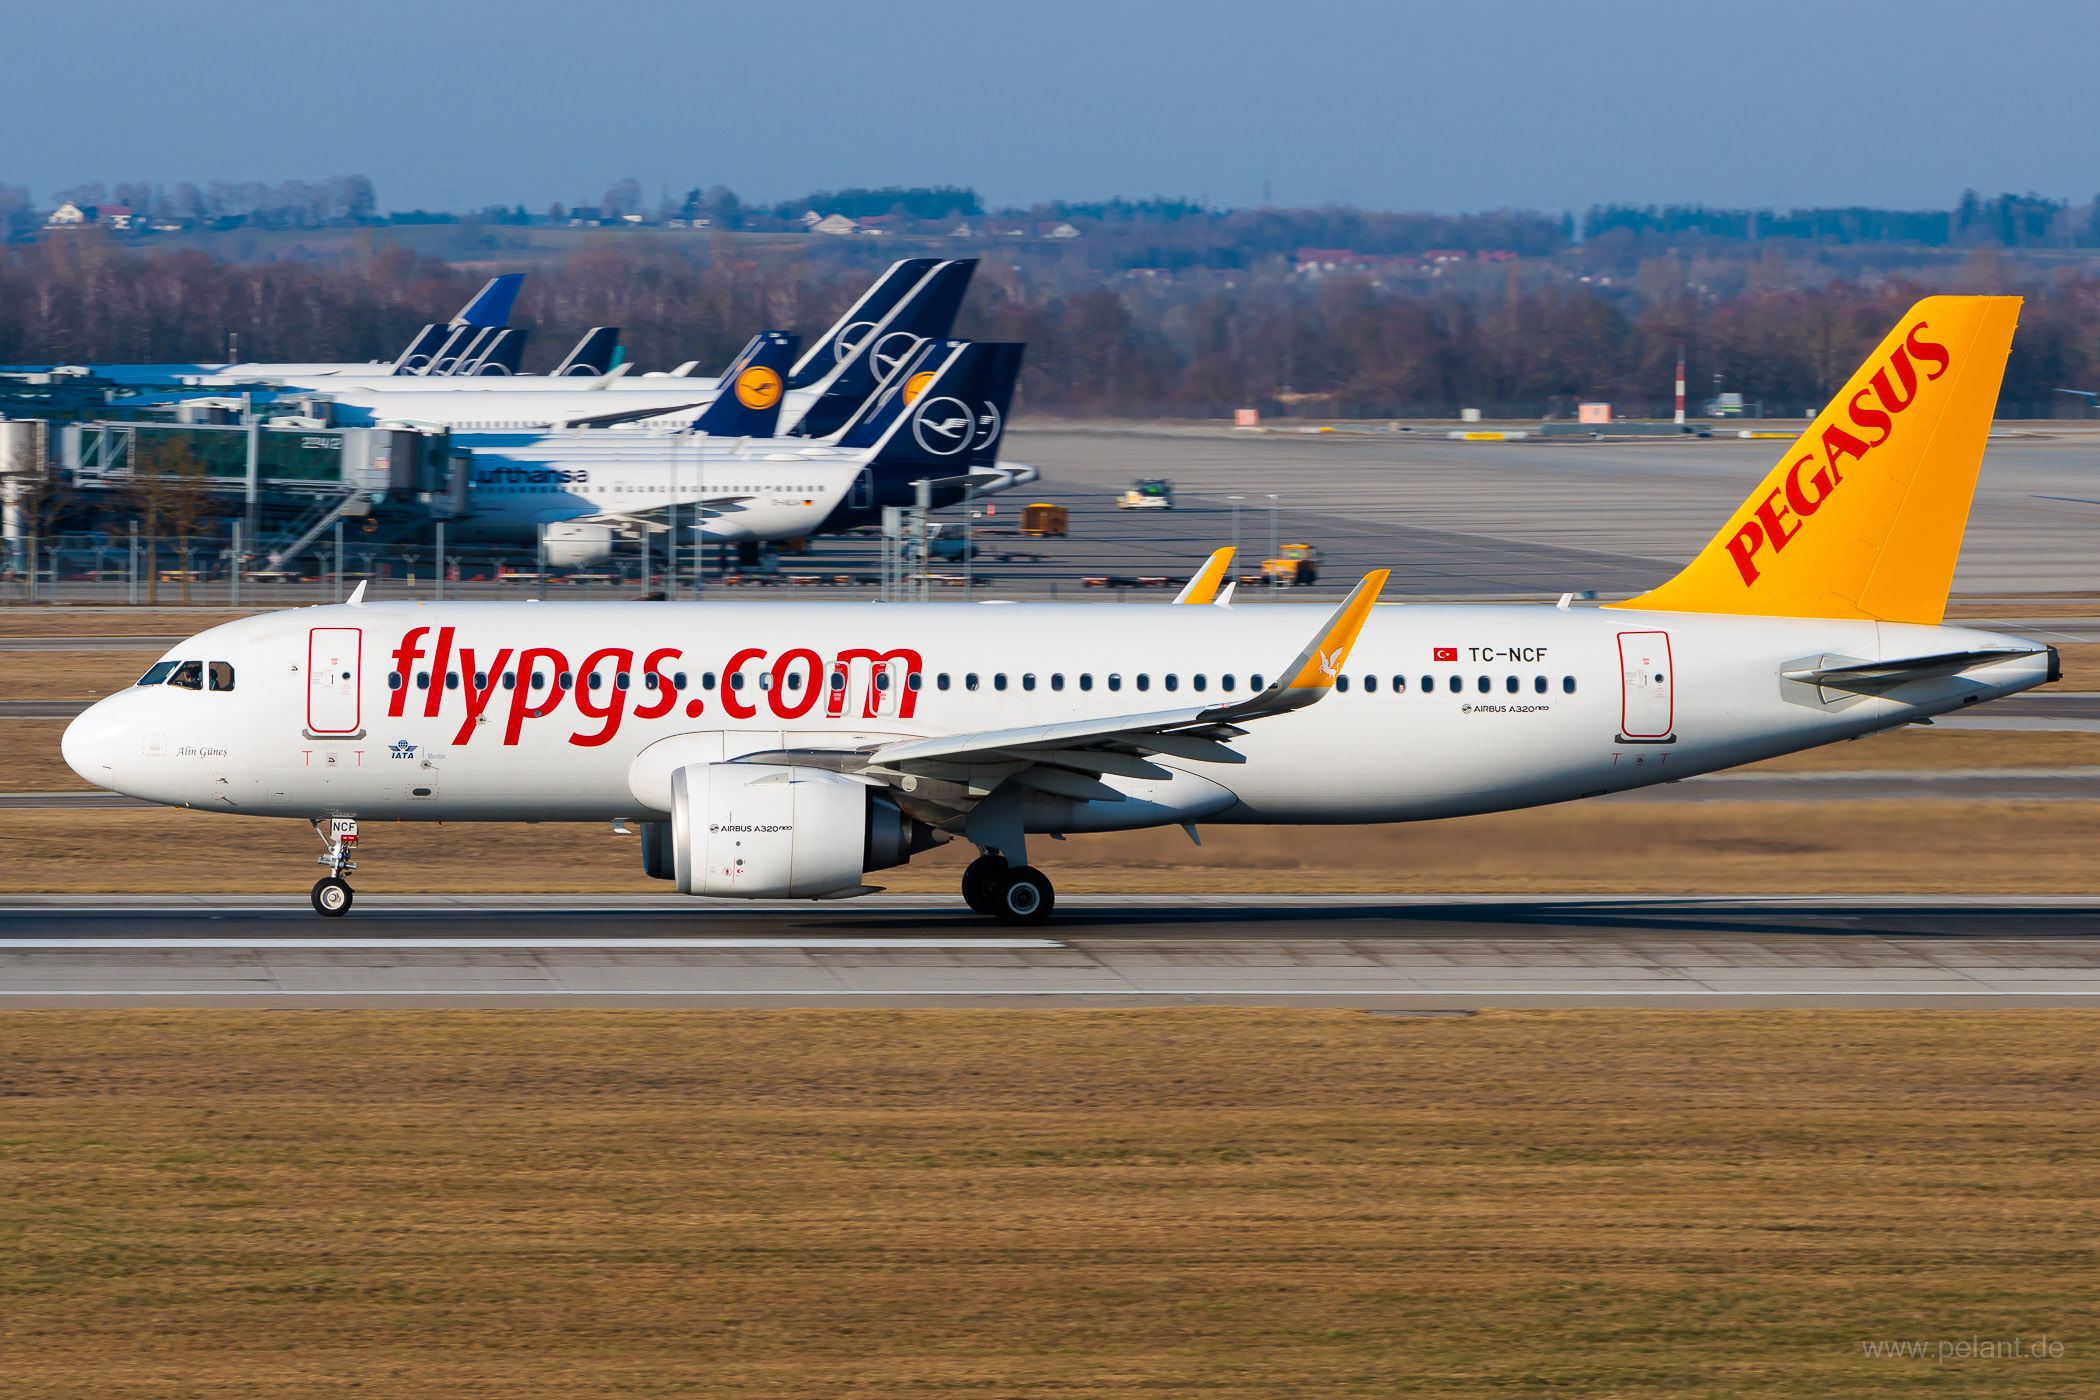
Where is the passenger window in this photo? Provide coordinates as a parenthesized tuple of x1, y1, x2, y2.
(645, 673, 659, 690)
(385, 671, 403, 691)
(1363, 675, 1376, 693)
(416, 671, 431, 690)
(558, 671, 574, 688)
(208, 662, 235, 692)
(967, 673, 980, 691)
(1249, 674, 1264, 691)
(729, 672, 745, 690)
(874, 671, 890, 692)
(1505, 675, 1519, 694)
(1080, 674, 1093, 691)
(1050, 673, 1064, 691)
(759, 672, 773, 692)
(1192, 674, 1206, 692)
(1221, 674, 1235, 692)
(785, 671, 801, 691)
(137, 661, 178, 686)
(1393, 675, 1407, 693)
(1534, 675, 1547, 694)
(616, 671, 630, 690)
(1335, 675, 1349, 693)
(587, 672, 602, 691)
(445, 672, 459, 690)
(1136, 674, 1150, 691)
(673, 672, 687, 690)
(994, 673, 1008, 691)
(829, 670, 846, 691)
(502, 673, 516, 690)
(1108, 674, 1122, 691)
(1449, 675, 1462, 691)
(1477, 676, 1491, 693)
(1164, 674, 1178, 691)
(907, 672, 922, 691)
(1563, 676, 1577, 694)
(938, 673, 951, 691)
(531, 672, 547, 691)
(1022, 673, 1036, 691)
(167, 661, 203, 691)
(702, 672, 717, 690)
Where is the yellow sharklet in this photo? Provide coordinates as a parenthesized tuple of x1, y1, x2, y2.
(1284, 569, 1389, 692)
(1610, 295, 2021, 625)
(1174, 547, 1236, 605)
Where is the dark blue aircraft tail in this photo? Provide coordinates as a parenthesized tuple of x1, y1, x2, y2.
(455, 273, 523, 328)
(551, 327, 621, 376)
(456, 327, 527, 375)
(788, 259, 977, 437)
(787, 258, 938, 389)
(842, 338, 1022, 469)
(690, 332, 800, 436)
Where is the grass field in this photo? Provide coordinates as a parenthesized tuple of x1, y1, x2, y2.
(5, 799, 2099, 894)
(1, 1009, 2093, 1398)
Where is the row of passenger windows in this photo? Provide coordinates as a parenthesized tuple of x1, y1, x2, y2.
(385, 667, 1578, 698)
(138, 660, 234, 691)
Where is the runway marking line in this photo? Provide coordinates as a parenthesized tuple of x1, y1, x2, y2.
(0, 938, 1066, 951)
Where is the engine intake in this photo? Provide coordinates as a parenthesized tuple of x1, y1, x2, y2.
(664, 762, 943, 897)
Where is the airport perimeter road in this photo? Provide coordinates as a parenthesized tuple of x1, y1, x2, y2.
(4, 894, 2099, 1006)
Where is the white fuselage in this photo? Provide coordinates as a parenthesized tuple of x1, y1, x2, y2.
(450, 434, 865, 545)
(301, 381, 786, 433)
(61, 600, 2050, 828)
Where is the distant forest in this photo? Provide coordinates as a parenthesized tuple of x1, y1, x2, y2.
(7, 211, 2100, 419)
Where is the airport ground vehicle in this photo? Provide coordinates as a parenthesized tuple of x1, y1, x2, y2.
(65, 298, 2052, 926)
(1021, 503, 1067, 537)
(1262, 543, 1321, 585)
(1117, 479, 1173, 509)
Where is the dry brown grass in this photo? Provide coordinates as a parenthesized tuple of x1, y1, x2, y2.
(0, 609, 258, 636)
(1, 1009, 2094, 1398)
(1742, 727, 2100, 770)
(0, 651, 163, 700)
(5, 800, 2099, 894)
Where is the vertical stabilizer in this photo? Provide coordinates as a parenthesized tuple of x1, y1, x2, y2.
(1608, 295, 2021, 624)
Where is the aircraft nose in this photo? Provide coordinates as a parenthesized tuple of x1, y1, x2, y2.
(61, 698, 124, 791)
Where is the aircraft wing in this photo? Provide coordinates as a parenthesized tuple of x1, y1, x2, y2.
(555, 401, 710, 429)
(729, 572, 1388, 806)
(574, 495, 754, 529)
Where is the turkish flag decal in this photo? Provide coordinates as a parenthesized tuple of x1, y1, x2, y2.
(1433, 647, 1458, 662)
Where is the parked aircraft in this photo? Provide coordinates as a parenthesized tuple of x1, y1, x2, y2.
(303, 261, 975, 432)
(450, 336, 1026, 562)
(63, 298, 2051, 925)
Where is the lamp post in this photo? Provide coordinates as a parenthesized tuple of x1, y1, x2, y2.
(1227, 495, 1243, 554)
(1265, 493, 1280, 560)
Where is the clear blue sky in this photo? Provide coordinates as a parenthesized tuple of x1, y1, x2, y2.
(8, 0, 2097, 215)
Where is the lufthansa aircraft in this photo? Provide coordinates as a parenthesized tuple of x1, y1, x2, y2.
(63, 298, 2053, 924)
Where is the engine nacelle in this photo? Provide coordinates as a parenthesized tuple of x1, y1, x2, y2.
(668, 762, 943, 897)
(542, 520, 618, 568)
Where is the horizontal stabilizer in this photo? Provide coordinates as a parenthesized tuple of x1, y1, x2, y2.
(1781, 647, 2046, 692)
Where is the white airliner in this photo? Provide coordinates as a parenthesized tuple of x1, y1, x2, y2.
(63, 297, 2054, 924)
(451, 338, 1031, 564)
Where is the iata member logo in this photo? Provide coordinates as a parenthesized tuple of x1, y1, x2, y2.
(734, 364, 784, 410)
(389, 739, 418, 759)
(1433, 647, 1458, 662)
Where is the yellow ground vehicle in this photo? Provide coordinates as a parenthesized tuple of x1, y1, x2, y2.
(1020, 503, 1068, 537)
(1262, 542, 1322, 585)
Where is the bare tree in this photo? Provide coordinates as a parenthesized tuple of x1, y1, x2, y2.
(129, 436, 213, 605)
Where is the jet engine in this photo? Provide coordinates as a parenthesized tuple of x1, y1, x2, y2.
(541, 520, 618, 568)
(664, 762, 943, 897)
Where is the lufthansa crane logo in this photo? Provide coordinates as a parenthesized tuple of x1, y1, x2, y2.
(872, 332, 921, 379)
(912, 396, 974, 455)
(734, 365, 784, 410)
(902, 370, 936, 405)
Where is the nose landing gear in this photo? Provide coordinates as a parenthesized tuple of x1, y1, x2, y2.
(311, 817, 358, 917)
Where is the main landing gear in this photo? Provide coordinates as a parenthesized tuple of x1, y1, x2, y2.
(961, 852, 1055, 926)
(311, 817, 359, 917)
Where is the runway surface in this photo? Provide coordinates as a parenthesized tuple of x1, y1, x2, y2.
(5, 894, 2099, 1006)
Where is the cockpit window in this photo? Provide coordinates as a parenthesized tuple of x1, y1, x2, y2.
(166, 661, 203, 691)
(137, 661, 178, 686)
(208, 662, 235, 692)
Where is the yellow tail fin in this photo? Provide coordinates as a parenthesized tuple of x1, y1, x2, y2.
(1607, 295, 2020, 624)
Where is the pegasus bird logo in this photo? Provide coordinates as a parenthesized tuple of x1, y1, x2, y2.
(1316, 648, 1342, 681)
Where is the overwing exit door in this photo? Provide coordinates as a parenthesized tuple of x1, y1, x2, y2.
(1617, 631, 1675, 742)
(307, 627, 363, 736)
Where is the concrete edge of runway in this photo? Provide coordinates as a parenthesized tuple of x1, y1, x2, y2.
(6, 994, 2097, 1009)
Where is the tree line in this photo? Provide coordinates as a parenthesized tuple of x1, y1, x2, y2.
(2, 234, 2095, 418)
